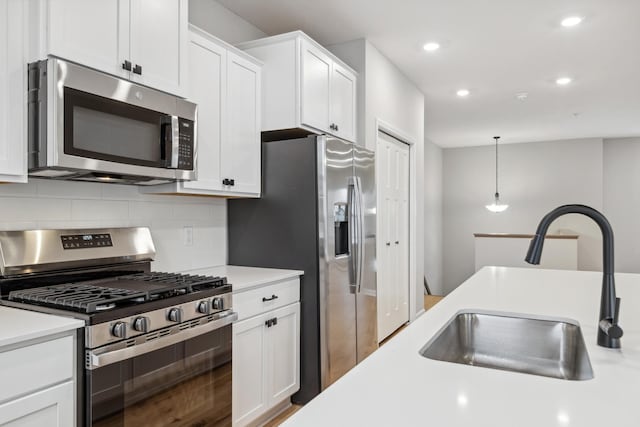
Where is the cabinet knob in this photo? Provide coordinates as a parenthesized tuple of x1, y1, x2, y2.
(133, 64, 142, 75)
(122, 60, 132, 71)
(229, 179, 235, 186)
(386, 242, 391, 246)
(395, 241, 399, 244)
(335, 124, 339, 131)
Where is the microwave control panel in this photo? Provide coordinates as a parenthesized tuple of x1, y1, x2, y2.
(177, 118, 194, 170)
(61, 233, 113, 249)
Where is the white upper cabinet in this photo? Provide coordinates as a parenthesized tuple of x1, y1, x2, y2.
(33, 0, 187, 96)
(300, 40, 331, 132)
(45, 0, 129, 79)
(144, 26, 262, 198)
(181, 29, 226, 193)
(128, 0, 187, 96)
(239, 31, 358, 143)
(0, 0, 27, 183)
(222, 51, 261, 195)
(330, 62, 357, 142)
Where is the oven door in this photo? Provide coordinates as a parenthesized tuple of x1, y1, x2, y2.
(86, 313, 236, 427)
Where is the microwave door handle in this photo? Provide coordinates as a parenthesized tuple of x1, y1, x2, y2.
(169, 115, 180, 168)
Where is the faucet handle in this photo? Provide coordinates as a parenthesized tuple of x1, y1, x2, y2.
(614, 297, 621, 324)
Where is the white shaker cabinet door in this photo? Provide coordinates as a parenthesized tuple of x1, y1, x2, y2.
(0, 0, 26, 182)
(232, 313, 268, 427)
(300, 39, 331, 133)
(46, 0, 130, 79)
(221, 51, 262, 196)
(0, 382, 75, 427)
(265, 302, 300, 405)
(330, 62, 357, 143)
(182, 31, 226, 192)
(129, 0, 188, 96)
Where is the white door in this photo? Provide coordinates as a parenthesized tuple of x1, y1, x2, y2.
(0, 0, 26, 182)
(232, 314, 267, 426)
(129, 0, 187, 96)
(300, 40, 331, 133)
(0, 382, 74, 426)
(266, 303, 300, 405)
(330, 63, 356, 142)
(377, 131, 410, 341)
(222, 51, 262, 196)
(47, 0, 129, 79)
(182, 30, 226, 192)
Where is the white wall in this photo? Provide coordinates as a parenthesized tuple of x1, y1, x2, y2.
(189, 0, 266, 43)
(442, 138, 604, 294)
(603, 137, 640, 274)
(0, 179, 226, 272)
(424, 139, 443, 295)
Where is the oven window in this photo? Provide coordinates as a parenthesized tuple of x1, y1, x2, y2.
(64, 87, 170, 168)
(88, 326, 232, 427)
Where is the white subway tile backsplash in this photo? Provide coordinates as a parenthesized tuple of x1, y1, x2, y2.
(0, 179, 227, 270)
(71, 199, 129, 221)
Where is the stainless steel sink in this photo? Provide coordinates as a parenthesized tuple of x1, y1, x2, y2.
(419, 310, 594, 380)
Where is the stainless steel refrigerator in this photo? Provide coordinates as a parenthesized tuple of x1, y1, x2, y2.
(228, 135, 377, 404)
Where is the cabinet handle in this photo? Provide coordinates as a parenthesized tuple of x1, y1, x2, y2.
(335, 124, 339, 131)
(122, 60, 132, 71)
(265, 317, 278, 327)
(395, 241, 399, 244)
(262, 294, 278, 302)
(229, 179, 235, 186)
(133, 64, 142, 75)
(386, 242, 391, 246)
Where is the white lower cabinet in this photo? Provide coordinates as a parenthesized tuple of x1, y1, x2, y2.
(0, 333, 77, 426)
(233, 284, 300, 427)
(0, 381, 74, 427)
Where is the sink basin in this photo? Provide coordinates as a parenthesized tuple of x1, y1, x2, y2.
(419, 310, 594, 380)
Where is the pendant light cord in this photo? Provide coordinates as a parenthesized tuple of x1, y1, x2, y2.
(494, 136, 500, 198)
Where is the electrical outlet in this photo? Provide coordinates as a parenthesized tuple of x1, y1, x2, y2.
(183, 226, 193, 247)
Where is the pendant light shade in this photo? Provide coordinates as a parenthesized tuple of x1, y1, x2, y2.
(485, 136, 509, 213)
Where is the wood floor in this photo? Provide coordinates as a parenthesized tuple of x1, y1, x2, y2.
(266, 294, 445, 426)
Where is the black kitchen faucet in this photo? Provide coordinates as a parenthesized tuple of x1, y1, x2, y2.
(525, 204, 623, 349)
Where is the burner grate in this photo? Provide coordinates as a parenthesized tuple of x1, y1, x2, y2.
(8, 272, 228, 314)
(8, 284, 147, 313)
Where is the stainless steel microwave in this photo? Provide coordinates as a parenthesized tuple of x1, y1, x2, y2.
(28, 58, 197, 185)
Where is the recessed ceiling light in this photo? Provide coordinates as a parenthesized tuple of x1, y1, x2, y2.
(423, 42, 440, 52)
(456, 89, 470, 97)
(561, 16, 583, 27)
(556, 77, 572, 86)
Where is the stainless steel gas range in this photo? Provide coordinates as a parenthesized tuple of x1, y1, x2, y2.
(0, 227, 236, 427)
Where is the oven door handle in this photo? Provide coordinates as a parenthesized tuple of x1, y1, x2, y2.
(87, 311, 238, 370)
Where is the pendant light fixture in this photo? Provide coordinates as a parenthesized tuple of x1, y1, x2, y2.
(485, 136, 509, 213)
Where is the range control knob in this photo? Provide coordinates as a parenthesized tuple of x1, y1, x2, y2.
(167, 307, 183, 323)
(132, 316, 150, 333)
(212, 297, 224, 311)
(197, 300, 211, 314)
(111, 321, 127, 339)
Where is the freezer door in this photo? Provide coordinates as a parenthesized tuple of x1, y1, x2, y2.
(318, 136, 357, 389)
(354, 144, 378, 362)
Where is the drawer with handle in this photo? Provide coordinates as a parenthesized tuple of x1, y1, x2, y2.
(234, 277, 300, 321)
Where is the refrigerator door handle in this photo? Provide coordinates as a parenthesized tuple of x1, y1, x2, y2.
(355, 176, 365, 293)
(347, 178, 357, 293)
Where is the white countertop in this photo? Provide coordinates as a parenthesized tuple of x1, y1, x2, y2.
(285, 267, 640, 427)
(0, 306, 84, 349)
(183, 265, 303, 293)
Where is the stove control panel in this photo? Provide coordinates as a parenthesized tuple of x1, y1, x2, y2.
(61, 233, 113, 249)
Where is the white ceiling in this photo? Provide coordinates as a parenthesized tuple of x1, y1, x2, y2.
(217, 0, 640, 147)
